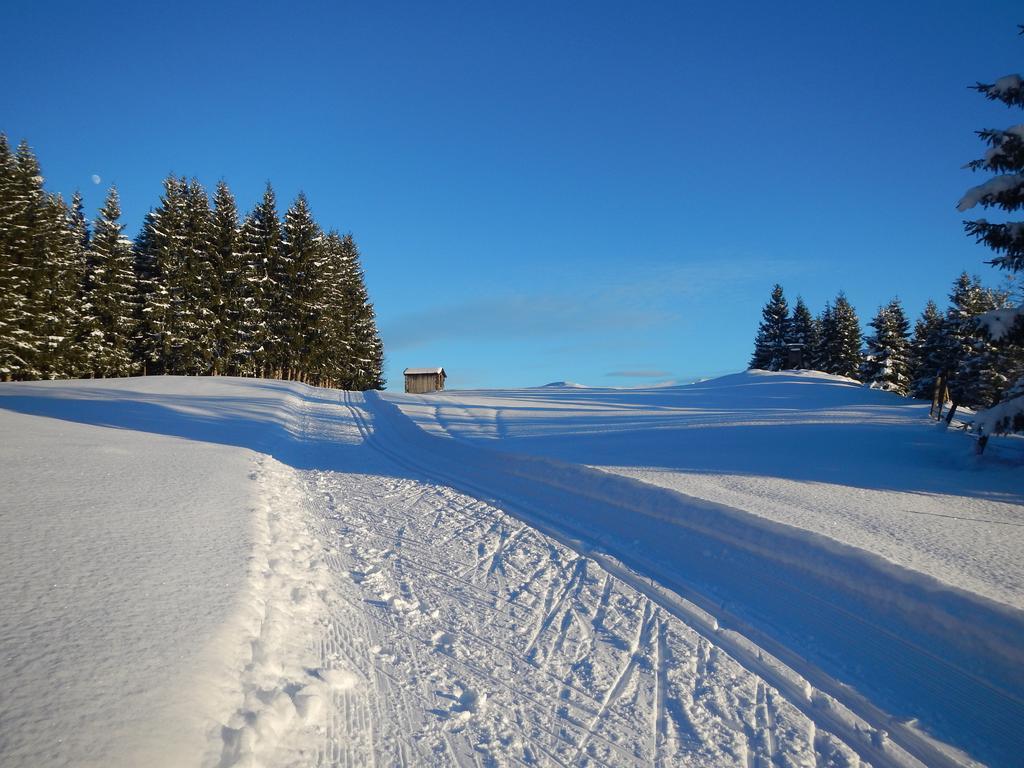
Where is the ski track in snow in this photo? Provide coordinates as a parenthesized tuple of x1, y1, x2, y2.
(303, 475, 855, 767)
(177, 384, 880, 767)
(212, 382, 1015, 767)
(226, 386, 906, 768)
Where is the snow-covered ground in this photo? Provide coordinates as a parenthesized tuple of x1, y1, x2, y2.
(1, 372, 1022, 767)
(389, 371, 1024, 612)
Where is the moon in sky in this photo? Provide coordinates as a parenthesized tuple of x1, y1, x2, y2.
(91, 174, 101, 185)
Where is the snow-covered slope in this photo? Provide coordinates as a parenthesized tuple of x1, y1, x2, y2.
(388, 370, 1024, 611)
(2, 372, 1022, 767)
(0, 378, 351, 767)
(382, 370, 1024, 766)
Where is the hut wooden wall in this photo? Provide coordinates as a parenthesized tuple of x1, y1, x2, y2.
(405, 373, 444, 394)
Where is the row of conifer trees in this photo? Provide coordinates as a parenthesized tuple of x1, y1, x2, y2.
(750, 275, 1023, 413)
(0, 135, 384, 389)
(750, 39, 1024, 437)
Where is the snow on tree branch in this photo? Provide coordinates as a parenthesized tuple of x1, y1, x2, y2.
(974, 73, 1024, 108)
(977, 304, 1024, 341)
(957, 173, 1024, 211)
(974, 393, 1024, 435)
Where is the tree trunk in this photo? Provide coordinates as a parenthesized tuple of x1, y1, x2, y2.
(930, 371, 945, 419)
(945, 401, 959, 426)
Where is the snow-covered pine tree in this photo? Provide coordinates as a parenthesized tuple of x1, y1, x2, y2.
(749, 284, 789, 371)
(337, 233, 384, 390)
(210, 181, 241, 375)
(0, 136, 385, 387)
(0, 136, 16, 379)
(0, 144, 25, 379)
(130, 217, 155, 371)
(235, 184, 281, 377)
(255, 184, 292, 379)
(960, 63, 1024, 272)
(812, 303, 831, 371)
(994, 326, 1024, 407)
(84, 187, 137, 377)
(957, 332, 1012, 410)
(308, 231, 350, 387)
(0, 140, 48, 379)
(280, 193, 324, 381)
(958, 32, 1024, 439)
(786, 296, 817, 369)
(818, 292, 862, 379)
(134, 176, 186, 374)
(70, 190, 90, 251)
(908, 299, 946, 399)
(58, 191, 92, 378)
(861, 298, 911, 394)
(166, 179, 217, 375)
(941, 273, 1007, 415)
(0, 141, 91, 381)
(35, 193, 87, 379)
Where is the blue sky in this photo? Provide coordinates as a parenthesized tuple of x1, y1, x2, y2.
(2, 2, 1021, 388)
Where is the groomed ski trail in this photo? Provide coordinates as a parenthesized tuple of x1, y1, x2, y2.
(341, 389, 1022, 767)
(262, 389, 880, 767)
(225, 383, 1020, 766)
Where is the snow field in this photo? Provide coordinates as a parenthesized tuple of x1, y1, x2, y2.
(0, 378, 366, 768)
(386, 371, 1024, 612)
(3, 373, 1021, 766)
(600, 468, 1024, 612)
(375, 376, 1024, 766)
(0, 391, 257, 768)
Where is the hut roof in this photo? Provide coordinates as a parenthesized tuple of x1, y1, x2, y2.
(403, 367, 446, 376)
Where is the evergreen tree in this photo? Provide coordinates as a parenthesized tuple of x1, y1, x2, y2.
(236, 184, 280, 377)
(0, 140, 48, 379)
(36, 193, 87, 378)
(310, 231, 352, 387)
(257, 184, 292, 378)
(943, 273, 1007, 411)
(817, 292, 862, 379)
(18, 167, 92, 381)
(749, 284, 789, 371)
(0, 136, 386, 388)
(959, 58, 1024, 272)
(0, 137, 16, 377)
(70, 190, 90, 251)
(58, 191, 92, 378)
(861, 298, 911, 394)
(959, 33, 1024, 439)
(337, 233, 385, 389)
(167, 178, 217, 375)
(908, 300, 946, 399)
(137, 177, 218, 376)
(0, 141, 86, 381)
(210, 181, 241, 374)
(786, 296, 817, 369)
(84, 187, 137, 377)
(280, 193, 323, 381)
(812, 303, 831, 371)
(134, 176, 185, 374)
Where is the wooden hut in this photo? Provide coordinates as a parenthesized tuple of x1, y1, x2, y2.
(404, 367, 447, 394)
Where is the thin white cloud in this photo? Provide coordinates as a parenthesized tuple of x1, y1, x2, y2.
(383, 294, 673, 350)
(382, 255, 816, 351)
(606, 370, 672, 378)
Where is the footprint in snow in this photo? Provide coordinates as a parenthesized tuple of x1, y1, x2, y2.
(433, 631, 457, 653)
